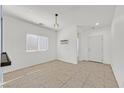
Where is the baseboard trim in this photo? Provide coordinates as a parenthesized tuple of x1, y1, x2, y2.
(111, 63, 121, 87)
(57, 58, 78, 64)
(79, 60, 104, 64)
(4, 59, 57, 74)
(109, 64, 119, 88)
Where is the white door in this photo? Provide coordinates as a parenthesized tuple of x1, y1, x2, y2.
(88, 35, 103, 63)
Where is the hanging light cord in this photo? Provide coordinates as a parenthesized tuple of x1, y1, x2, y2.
(54, 13, 59, 29)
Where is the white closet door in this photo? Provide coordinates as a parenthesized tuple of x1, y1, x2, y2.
(88, 35, 103, 63)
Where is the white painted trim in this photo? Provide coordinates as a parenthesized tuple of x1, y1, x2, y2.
(111, 63, 120, 87)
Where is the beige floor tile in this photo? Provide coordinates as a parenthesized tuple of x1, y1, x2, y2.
(83, 74, 104, 88)
(3, 61, 118, 88)
(62, 78, 84, 88)
(43, 77, 63, 88)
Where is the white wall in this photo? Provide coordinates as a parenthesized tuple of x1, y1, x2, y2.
(57, 26, 78, 64)
(111, 6, 124, 87)
(2, 15, 57, 73)
(78, 26, 112, 64)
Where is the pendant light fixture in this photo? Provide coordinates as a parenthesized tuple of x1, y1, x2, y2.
(54, 13, 59, 29)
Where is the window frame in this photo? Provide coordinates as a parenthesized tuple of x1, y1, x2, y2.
(26, 34, 48, 52)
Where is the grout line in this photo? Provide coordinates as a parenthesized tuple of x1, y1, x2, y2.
(1, 76, 24, 86)
(103, 63, 107, 88)
(81, 72, 90, 88)
(26, 69, 41, 75)
(3, 69, 42, 86)
(4, 59, 57, 75)
(102, 63, 105, 88)
(60, 76, 73, 88)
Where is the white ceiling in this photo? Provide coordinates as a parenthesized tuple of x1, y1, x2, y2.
(3, 5, 116, 30)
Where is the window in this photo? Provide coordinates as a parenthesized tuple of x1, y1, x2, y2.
(38, 36, 48, 51)
(26, 34, 38, 52)
(26, 34, 48, 52)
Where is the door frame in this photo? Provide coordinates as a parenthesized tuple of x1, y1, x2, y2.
(87, 34, 104, 63)
(77, 32, 79, 62)
(0, 5, 3, 87)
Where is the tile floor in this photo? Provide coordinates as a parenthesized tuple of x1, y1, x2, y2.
(3, 60, 118, 88)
